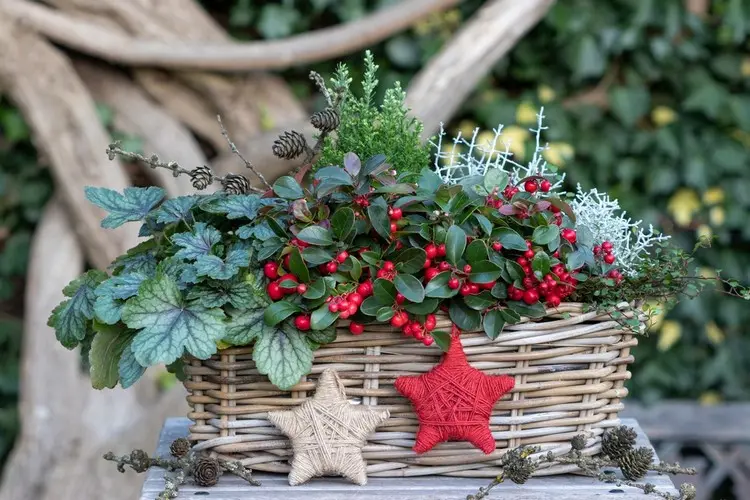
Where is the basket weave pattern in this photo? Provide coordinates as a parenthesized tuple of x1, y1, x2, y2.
(184, 303, 640, 477)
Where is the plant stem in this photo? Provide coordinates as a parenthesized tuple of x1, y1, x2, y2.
(217, 115, 272, 191)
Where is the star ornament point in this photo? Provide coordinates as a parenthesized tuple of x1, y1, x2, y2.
(268, 368, 389, 486)
(395, 332, 515, 454)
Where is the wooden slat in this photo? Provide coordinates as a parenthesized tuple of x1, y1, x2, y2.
(140, 418, 677, 499)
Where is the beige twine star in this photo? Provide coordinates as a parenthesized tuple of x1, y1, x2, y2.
(268, 368, 390, 486)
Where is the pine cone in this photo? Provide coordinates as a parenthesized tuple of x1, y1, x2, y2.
(272, 131, 307, 160)
(310, 108, 340, 132)
(190, 165, 213, 190)
(617, 446, 653, 481)
(571, 434, 586, 451)
(602, 425, 637, 460)
(679, 483, 697, 500)
(169, 438, 191, 458)
(192, 457, 221, 487)
(129, 449, 151, 473)
(222, 174, 251, 195)
(503, 448, 536, 484)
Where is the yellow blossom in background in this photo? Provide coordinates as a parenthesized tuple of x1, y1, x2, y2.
(742, 57, 750, 77)
(440, 143, 464, 165)
(666, 188, 700, 227)
(704, 322, 725, 345)
(457, 120, 478, 138)
(516, 102, 538, 124)
(651, 106, 677, 127)
(259, 106, 275, 131)
(476, 130, 496, 148)
(699, 391, 722, 406)
(644, 301, 667, 331)
(501, 125, 529, 159)
(696, 224, 713, 241)
(657, 320, 682, 351)
(702, 186, 725, 205)
(544, 142, 574, 167)
(538, 85, 556, 103)
(698, 266, 718, 280)
(156, 370, 178, 391)
(709, 206, 726, 226)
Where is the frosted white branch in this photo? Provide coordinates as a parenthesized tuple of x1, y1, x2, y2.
(569, 185, 670, 275)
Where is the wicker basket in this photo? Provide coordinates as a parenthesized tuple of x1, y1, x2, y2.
(184, 302, 642, 477)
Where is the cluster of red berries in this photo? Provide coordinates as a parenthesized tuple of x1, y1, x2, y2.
(523, 178, 552, 194)
(388, 206, 403, 233)
(505, 240, 577, 308)
(318, 250, 350, 275)
(593, 240, 617, 265)
(264, 262, 306, 301)
(328, 280, 373, 328)
(399, 313, 437, 346)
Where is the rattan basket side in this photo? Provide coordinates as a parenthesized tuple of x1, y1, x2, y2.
(183, 302, 642, 477)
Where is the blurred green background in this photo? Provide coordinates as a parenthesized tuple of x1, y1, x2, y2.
(1, 0, 749, 468)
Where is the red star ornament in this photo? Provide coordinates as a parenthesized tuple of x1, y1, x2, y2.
(395, 327, 515, 454)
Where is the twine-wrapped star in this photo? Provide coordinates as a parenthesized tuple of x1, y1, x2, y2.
(268, 368, 389, 486)
(395, 327, 515, 454)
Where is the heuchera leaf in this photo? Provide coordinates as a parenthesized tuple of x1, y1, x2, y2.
(122, 274, 225, 366)
(94, 273, 148, 325)
(223, 308, 275, 345)
(237, 220, 275, 240)
(48, 270, 108, 349)
(111, 240, 158, 275)
(84, 186, 165, 229)
(89, 322, 137, 389)
(172, 222, 221, 261)
(252, 320, 313, 390)
(153, 195, 198, 224)
(187, 279, 259, 309)
(118, 344, 146, 388)
(205, 194, 263, 220)
(194, 243, 250, 280)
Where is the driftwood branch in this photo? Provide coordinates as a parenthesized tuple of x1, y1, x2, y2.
(406, 0, 556, 136)
(3, 0, 461, 71)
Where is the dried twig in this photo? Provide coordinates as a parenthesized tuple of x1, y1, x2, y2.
(217, 115, 272, 191)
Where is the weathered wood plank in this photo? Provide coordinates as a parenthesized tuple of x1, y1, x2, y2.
(139, 418, 677, 499)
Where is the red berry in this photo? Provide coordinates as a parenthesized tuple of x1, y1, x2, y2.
(339, 300, 350, 311)
(349, 292, 363, 306)
(376, 268, 388, 279)
(492, 241, 503, 251)
(339, 310, 351, 319)
(439, 261, 452, 271)
(523, 289, 540, 305)
(523, 277, 534, 289)
(448, 277, 460, 289)
(425, 267, 440, 281)
(593, 245, 602, 255)
(390, 222, 398, 233)
(517, 257, 529, 266)
(425, 314, 437, 331)
(508, 285, 523, 301)
(480, 281, 496, 290)
(329, 302, 339, 313)
(348, 303, 358, 315)
(437, 244, 447, 257)
(561, 229, 577, 244)
(425, 243, 438, 259)
(296, 283, 307, 295)
(395, 241, 404, 250)
(524, 249, 535, 259)
(522, 265, 532, 275)
(547, 295, 561, 307)
(553, 251, 560, 258)
(469, 284, 480, 294)
(391, 311, 409, 328)
(383, 261, 395, 272)
(540, 180, 552, 192)
(389, 207, 403, 220)
(267, 282, 284, 301)
(336, 251, 349, 263)
(526, 240, 533, 248)
(395, 293, 406, 305)
(294, 315, 311, 331)
(604, 254, 616, 265)
(423, 258, 432, 269)
(283, 254, 291, 270)
(539, 282, 550, 293)
(460, 285, 472, 296)
(463, 264, 472, 273)
(422, 335, 434, 346)
(550, 204, 561, 213)
(263, 262, 279, 280)
(602, 241, 614, 252)
(326, 261, 339, 274)
(349, 322, 365, 335)
(357, 281, 373, 297)
(524, 180, 538, 193)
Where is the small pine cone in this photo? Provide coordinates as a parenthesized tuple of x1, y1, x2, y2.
(169, 438, 191, 458)
(190, 165, 213, 190)
(192, 457, 221, 487)
(617, 446, 654, 481)
(503, 448, 536, 484)
(571, 434, 586, 451)
(602, 425, 637, 460)
(679, 483, 697, 500)
(129, 449, 151, 473)
(310, 108, 340, 132)
(222, 174, 251, 195)
(272, 131, 307, 160)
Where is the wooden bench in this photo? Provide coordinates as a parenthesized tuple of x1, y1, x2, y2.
(140, 417, 677, 499)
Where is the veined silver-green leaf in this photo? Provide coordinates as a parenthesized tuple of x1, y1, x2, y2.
(223, 308, 275, 345)
(94, 273, 148, 325)
(122, 274, 225, 366)
(187, 279, 259, 309)
(194, 243, 250, 280)
(89, 322, 137, 389)
(253, 321, 313, 390)
(48, 270, 108, 349)
(172, 222, 221, 261)
(118, 344, 146, 389)
(84, 186, 165, 229)
(152, 195, 198, 224)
